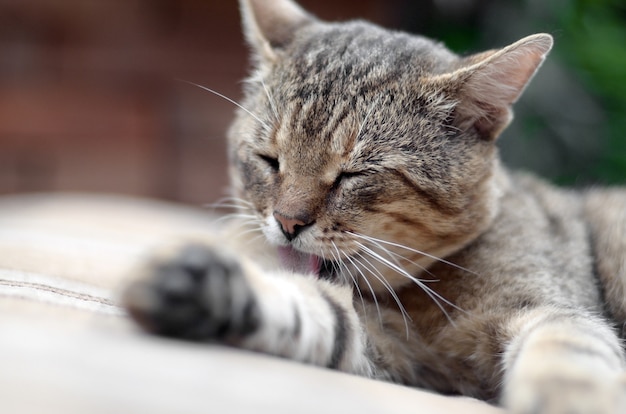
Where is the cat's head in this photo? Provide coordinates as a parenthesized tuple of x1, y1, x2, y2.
(228, 0, 552, 290)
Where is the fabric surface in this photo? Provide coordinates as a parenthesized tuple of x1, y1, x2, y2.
(0, 193, 502, 414)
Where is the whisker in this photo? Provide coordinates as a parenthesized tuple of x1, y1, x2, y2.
(355, 241, 453, 305)
(342, 250, 383, 327)
(220, 213, 259, 221)
(356, 241, 464, 325)
(177, 79, 271, 131)
(235, 226, 265, 239)
(329, 242, 354, 286)
(329, 242, 366, 316)
(348, 232, 479, 276)
(260, 77, 280, 122)
(364, 238, 440, 283)
(331, 242, 379, 324)
(351, 252, 411, 338)
(358, 243, 454, 323)
(214, 213, 261, 226)
(246, 233, 267, 244)
(357, 96, 381, 140)
(352, 250, 410, 317)
(216, 196, 256, 207)
(205, 203, 250, 210)
(204, 197, 256, 217)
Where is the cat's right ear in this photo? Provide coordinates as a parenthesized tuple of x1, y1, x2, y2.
(239, 0, 316, 64)
(429, 34, 553, 141)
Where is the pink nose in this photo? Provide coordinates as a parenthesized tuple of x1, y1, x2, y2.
(273, 212, 308, 241)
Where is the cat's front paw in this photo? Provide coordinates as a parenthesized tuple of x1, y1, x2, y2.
(123, 244, 260, 341)
(504, 371, 626, 414)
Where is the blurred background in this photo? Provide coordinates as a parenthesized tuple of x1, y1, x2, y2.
(0, 0, 625, 205)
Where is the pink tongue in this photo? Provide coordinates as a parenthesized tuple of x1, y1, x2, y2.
(278, 246, 321, 276)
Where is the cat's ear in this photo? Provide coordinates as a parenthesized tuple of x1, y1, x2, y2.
(239, 0, 316, 63)
(433, 34, 553, 140)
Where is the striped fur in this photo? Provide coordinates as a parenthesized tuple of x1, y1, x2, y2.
(124, 1, 626, 412)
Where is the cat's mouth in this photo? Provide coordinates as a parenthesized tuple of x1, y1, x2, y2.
(277, 245, 336, 279)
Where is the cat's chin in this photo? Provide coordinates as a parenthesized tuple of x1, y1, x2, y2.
(277, 245, 336, 280)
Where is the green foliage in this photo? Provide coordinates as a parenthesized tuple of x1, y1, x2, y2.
(555, 0, 626, 183)
(406, 0, 626, 185)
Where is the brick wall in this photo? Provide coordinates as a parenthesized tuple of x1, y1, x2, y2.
(0, 0, 395, 204)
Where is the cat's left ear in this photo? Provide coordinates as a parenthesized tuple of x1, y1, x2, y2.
(433, 34, 553, 140)
(239, 0, 316, 64)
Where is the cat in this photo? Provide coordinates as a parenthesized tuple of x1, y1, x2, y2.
(122, 0, 626, 412)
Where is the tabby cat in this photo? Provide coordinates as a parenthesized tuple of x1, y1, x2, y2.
(123, 0, 626, 412)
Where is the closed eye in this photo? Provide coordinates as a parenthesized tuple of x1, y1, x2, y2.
(258, 154, 280, 172)
(332, 170, 372, 190)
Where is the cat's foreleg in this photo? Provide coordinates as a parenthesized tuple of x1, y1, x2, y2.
(502, 307, 626, 414)
(122, 243, 376, 377)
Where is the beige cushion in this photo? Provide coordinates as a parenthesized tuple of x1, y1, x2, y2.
(0, 193, 502, 414)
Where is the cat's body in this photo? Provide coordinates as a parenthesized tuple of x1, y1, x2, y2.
(123, 1, 626, 412)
